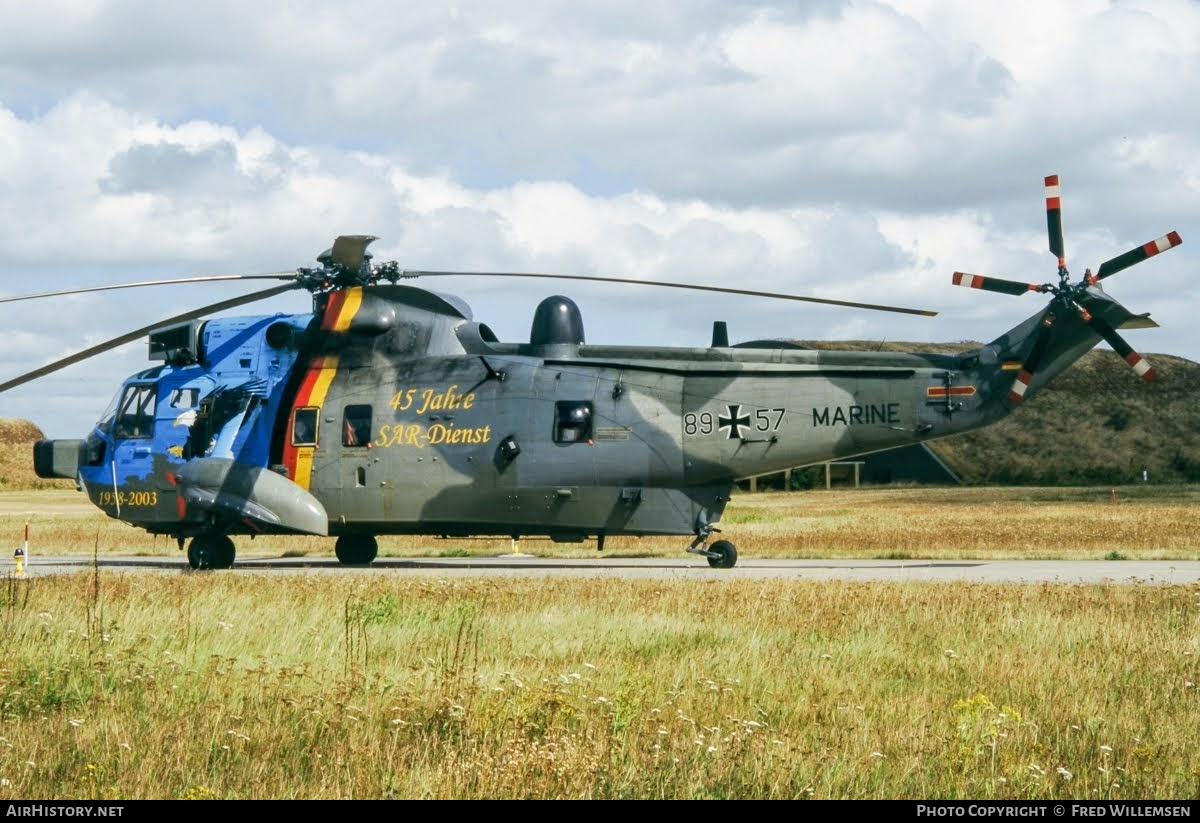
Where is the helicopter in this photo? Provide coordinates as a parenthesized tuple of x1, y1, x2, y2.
(1, 174, 1182, 570)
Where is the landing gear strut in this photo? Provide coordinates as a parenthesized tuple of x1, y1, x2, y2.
(686, 527, 738, 569)
(188, 534, 236, 570)
(335, 534, 378, 565)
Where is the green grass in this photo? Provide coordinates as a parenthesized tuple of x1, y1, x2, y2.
(0, 573, 1198, 799)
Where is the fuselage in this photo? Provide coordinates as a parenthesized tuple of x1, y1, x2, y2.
(40, 282, 1112, 541)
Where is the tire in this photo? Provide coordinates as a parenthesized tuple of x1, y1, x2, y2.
(335, 534, 379, 565)
(706, 539, 738, 569)
(188, 534, 236, 570)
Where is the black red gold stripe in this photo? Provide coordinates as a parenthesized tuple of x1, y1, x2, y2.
(281, 357, 340, 489)
(278, 287, 365, 487)
(320, 287, 364, 332)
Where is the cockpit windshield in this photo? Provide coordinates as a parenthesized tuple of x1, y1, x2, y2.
(113, 384, 157, 439)
(94, 383, 158, 439)
(95, 387, 123, 434)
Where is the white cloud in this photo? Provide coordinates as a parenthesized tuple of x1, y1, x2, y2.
(0, 0, 1195, 441)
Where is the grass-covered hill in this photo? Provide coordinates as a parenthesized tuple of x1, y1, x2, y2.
(0, 418, 74, 490)
(794, 341, 1200, 486)
(1, 345, 1197, 489)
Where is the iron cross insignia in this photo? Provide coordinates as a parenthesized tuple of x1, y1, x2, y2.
(718, 404, 751, 440)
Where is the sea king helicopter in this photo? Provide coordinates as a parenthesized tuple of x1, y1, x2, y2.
(1, 174, 1182, 569)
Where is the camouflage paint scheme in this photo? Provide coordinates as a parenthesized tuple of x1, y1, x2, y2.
(47, 278, 1135, 554)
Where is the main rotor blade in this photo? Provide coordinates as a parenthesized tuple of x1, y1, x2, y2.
(1084, 311, 1156, 382)
(1094, 231, 1182, 281)
(0, 284, 299, 395)
(1045, 174, 1065, 267)
(0, 272, 297, 305)
(401, 270, 937, 317)
(952, 272, 1041, 296)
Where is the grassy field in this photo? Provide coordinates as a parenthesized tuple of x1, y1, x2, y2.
(2, 485, 1198, 800)
(0, 572, 1197, 799)
(3, 484, 1200, 563)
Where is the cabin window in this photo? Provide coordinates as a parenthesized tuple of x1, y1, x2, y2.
(113, 384, 157, 439)
(292, 407, 319, 446)
(554, 401, 593, 444)
(169, 387, 198, 409)
(343, 405, 372, 447)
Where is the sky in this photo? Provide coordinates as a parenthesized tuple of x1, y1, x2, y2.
(0, 0, 1196, 439)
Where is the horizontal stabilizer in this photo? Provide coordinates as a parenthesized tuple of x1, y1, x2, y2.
(1118, 313, 1158, 330)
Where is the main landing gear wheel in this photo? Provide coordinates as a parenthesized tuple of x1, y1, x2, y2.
(706, 539, 738, 569)
(188, 534, 236, 570)
(335, 534, 378, 565)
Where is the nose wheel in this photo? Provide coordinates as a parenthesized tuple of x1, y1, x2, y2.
(187, 534, 236, 570)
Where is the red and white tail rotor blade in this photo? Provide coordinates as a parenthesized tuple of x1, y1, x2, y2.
(1045, 174, 1066, 269)
(1079, 310, 1156, 382)
(952, 272, 1040, 296)
(1008, 314, 1057, 404)
(1093, 231, 1182, 281)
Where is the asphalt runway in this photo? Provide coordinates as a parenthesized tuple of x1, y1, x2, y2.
(10, 555, 1200, 585)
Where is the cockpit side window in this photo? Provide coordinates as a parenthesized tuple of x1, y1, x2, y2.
(113, 384, 157, 439)
(292, 407, 319, 447)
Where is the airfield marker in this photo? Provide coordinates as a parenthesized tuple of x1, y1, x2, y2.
(13, 522, 27, 577)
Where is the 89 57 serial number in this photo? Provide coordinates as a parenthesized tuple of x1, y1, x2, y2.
(684, 408, 786, 436)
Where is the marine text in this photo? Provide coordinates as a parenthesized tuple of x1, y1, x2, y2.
(812, 403, 900, 427)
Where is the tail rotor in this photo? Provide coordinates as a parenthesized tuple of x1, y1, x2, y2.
(952, 174, 1181, 400)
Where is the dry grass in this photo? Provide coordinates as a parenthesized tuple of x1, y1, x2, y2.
(3, 485, 1199, 563)
(0, 420, 73, 492)
(0, 573, 1197, 799)
(717, 485, 1200, 560)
